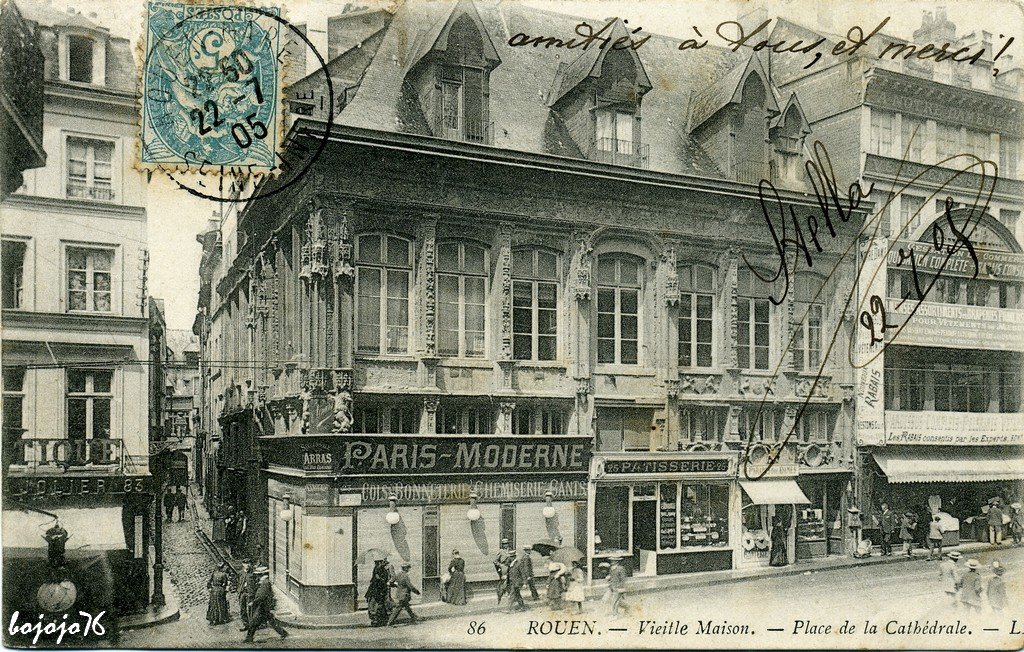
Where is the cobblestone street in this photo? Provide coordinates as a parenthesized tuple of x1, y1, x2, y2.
(164, 510, 219, 611)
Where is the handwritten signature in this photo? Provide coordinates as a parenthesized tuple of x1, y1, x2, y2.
(740, 139, 996, 480)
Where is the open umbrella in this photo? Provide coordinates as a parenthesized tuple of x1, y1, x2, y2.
(531, 539, 561, 556)
(356, 548, 390, 564)
(549, 546, 585, 566)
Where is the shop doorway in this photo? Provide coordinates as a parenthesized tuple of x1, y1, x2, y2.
(632, 491, 657, 575)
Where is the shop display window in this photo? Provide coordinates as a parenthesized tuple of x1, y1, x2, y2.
(659, 482, 729, 551)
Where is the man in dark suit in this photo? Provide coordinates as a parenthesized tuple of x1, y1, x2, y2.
(879, 503, 897, 556)
(387, 562, 420, 626)
(244, 568, 288, 642)
(494, 539, 513, 603)
(505, 551, 526, 613)
(520, 545, 539, 599)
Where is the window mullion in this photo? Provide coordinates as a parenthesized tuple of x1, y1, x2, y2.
(459, 275, 466, 358)
(532, 280, 539, 360)
(615, 288, 622, 364)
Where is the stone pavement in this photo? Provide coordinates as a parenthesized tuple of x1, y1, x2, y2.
(163, 509, 222, 611)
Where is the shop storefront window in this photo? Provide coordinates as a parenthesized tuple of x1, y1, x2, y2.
(595, 486, 630, 553)
(655, 482, 729, 551)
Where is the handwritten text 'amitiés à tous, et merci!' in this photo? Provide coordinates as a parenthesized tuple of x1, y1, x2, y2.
(509, 17, 1015, 74)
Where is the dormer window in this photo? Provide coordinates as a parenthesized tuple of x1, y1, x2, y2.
(60, 31, 105, 85)
(68, 35, 94, 83)
(405, 4, 501, 145)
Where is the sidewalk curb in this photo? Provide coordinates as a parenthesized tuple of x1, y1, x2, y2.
(274, 541, 1010, 630)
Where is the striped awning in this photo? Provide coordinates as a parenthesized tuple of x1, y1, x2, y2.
(873, 448, 1024, 484)
(2, 507, 126, 551)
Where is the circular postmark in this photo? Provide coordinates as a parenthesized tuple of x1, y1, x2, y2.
(141, 3, 334, 203)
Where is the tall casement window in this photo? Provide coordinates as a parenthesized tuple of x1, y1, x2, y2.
(595, 108, 634, 155)
(678, 264, 715, 368)
(2, 240, 27, 309)
(355, 234, 412, 355)
(67, 246, 112, 312)
(597, 254, 642, 365)
(3, 367, 25, 459)
(67, 137, 113, 200)
(437, 240, 488, 358)
(870, 110, 894, 156)
(512, 406, 567, 435)
(936, 123, 960, 163)
(737, 268, 771, 370)
(68, 35, 94, 83)
(1000, 136, 1020, 179)
(512, 247, 559, 361)
(901, 117, 924, 162)
(792, 274, 824, 372)
(351, 403, 420, 433)
(67, 369, 112, 440)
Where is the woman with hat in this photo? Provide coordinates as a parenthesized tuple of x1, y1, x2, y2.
(206, 561, 231, 626)
(564, 560, 586, 614)
(547, 561, 566, 610)
(938, 551, 962, 608)
(768, 517, 789, 567)
(366, 558, 394, 626)
(960, 559, 984, 612)
(446, 550, 467, 606)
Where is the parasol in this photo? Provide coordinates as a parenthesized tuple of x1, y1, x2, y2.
(549, 546, 585, 566)
(531, 539, 562, 556)
(356, 548, 390, 564)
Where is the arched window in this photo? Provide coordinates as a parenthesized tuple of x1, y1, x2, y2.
(437, 240, 489, 358)
(597, 254, 642, 365)
(793, 274, 825, 372)
(355, 234, 412, 355)
(678, 264, 715, 368)
(512, 247, 559, 361)
(737, 268, 772, 370)
(439, 14, 487, 142)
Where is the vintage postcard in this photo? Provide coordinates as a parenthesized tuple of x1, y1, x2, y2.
(1, 0, 1023, 649)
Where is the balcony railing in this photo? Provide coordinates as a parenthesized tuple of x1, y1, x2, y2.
(591, 138, 650, 169)
(735, 159, 768, 184)
(429, 113, 493, 145)
(66, 183, 115, 201)
(7, 438, 124, 473)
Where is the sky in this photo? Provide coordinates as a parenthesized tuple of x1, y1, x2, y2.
(41, 0, 1024, 330)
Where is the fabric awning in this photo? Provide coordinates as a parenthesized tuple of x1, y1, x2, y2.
(2, 507, 126, 551)
(739, 479, 811, 505)
(872, 448, 1024, 484)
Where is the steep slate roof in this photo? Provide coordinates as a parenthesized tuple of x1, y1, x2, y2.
(688, 54, 779, 132)
(333, 1, 793, 179)
(403, 0, 501, 75)
(547, 18, 652, 107)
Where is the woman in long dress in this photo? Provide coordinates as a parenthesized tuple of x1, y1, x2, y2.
(769, 518, 789, 567)
(365, 559, 393, 626)
(205, 562, 231, 625)
(564, 561, 586, 613)
(446, 550, 467, 605)
(547, 562, 566, 609)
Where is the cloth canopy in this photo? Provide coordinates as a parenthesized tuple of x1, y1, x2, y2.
(872, 448, 1024, 484)
(739, 479, 811, 505)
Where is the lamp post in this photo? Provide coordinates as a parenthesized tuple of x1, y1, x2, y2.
(151, 446, 167, 607)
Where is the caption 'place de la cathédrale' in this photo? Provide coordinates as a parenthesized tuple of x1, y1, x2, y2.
(2, 0, 1023, 627)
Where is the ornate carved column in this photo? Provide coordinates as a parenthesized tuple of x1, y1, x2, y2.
(421, 216, 439, 357)
(569, 229, 594, 439)
(498, 224, 513, 360)
(423, 397, 440, 435)
(331, 369, 353, 433)
(332, 201, 355, 370)
(497, 401, 516, 435)
(723, 247, 740, 370)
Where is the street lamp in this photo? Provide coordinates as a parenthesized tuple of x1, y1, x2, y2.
(466, 492, 481, 522)
(542, 491, 556, 519)
(385, 495, 401, 525)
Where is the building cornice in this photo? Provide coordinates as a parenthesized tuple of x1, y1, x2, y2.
(865, 67, 1024, 136)
(2, 192, 146, 219)
(2, 310, 148, 334)
(44, 79, 138, 110)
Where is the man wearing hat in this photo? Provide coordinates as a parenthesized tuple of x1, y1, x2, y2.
(387, 562, 421, 626)
(988, 561, 1007, 612)
(505, 551, 527, 613)
(494, 539, 513, 603)
(960, 559, 984, 612)
(244, 567, 289, 642)
(939, 551, 963, 608)
(520, 545, 539, 600)
(606, 557, 629, 616)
